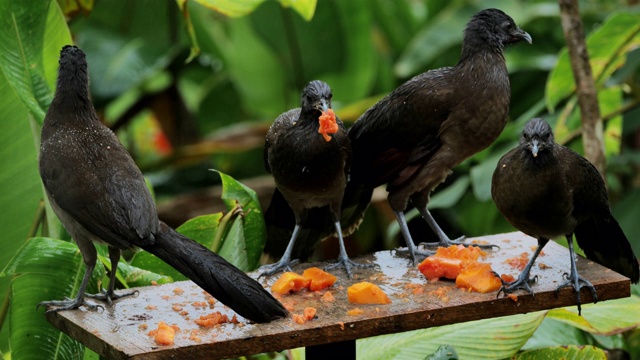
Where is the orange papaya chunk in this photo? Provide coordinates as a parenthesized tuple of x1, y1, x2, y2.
(271, 272, 310, 295)
(417, 256, 463, 281)
(347, 282, 391, 304)
(455, 262, 502, 293)
(153, 321, 175, 346)
(302, 267, 337, 291)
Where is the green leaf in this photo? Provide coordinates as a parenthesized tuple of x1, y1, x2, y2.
(74, 27, 178, 98)
(522, 317, 589, 351)
(356, 312, 545, 360)
(280, 0, 316, 21)
(215, 170, 266, 269)
(3, 238, 104, 360)
(188, 0, 316, 20)
(0, 0, 72, 123)
(217, 215, 250, 271)
(514, 345, 607, 360)
(0, 66, 41, 286)
(97, 255, 172, 288)
(546, 296, 640, 335)
(545, 10, 640, 111)
(191, 0, 264, 18)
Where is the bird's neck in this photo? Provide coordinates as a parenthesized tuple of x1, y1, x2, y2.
(296, 110, 321, 129)
(46, 68, 96, 127)
(459, 40, 505, 65)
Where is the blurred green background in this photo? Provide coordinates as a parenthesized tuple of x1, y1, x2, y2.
(1, 0, 640, 359)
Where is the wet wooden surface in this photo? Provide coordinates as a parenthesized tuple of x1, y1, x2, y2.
(45, 232, 631, 360)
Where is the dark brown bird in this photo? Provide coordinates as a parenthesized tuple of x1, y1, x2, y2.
(492, 118, 639, 314)
(345, 8, 532, 264)
(37, 45, 287, 323)
(260, 80, 370, 278)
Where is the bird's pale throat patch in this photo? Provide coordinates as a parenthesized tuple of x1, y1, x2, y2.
(318, 109, 338, 142)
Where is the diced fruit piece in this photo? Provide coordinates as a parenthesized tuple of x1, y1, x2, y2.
(347, 308, 364, 316)
(271, 272, 310, 295)
(455, 263, 502, 293)
(303, 307, 317, 320)
(501, 274, 515, 283)
(153, 322, 175, 346)
(347, 282, 391, 304)
(303, 267, 337, 291)
(418, 256, 463, 281)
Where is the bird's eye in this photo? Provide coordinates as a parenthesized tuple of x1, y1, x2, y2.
(305, 95, 313, 102)
(503, 22, 514, 31)
(328, 93, 333, 100)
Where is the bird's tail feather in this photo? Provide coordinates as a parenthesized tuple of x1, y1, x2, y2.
(575, 215, 639, 283)
(264, 182, 374, 261)
(144, 222, 288, 322)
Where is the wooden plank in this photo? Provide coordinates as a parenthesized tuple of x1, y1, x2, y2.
(44, 232, 631, 359)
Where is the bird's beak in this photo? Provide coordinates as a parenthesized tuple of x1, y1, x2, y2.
(316, 98, 330, 112)
(516, 28, 533, 44)
(531, 140, 539, 157)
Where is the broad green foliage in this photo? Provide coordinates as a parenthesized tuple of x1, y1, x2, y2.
(357, 312, 546, 360)
(2, 238, 104, 360)
(515, 345, 607, 360)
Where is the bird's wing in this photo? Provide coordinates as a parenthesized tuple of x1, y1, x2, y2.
(264, 108, 300, 174)
(349, 68, 457, 186)
(565, 147, 610, 219)
(41, 125, 157, 248)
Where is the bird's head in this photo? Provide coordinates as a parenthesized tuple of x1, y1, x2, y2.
(58, 45, 88, 75)
(465, 8, 532, 49)
(301, 80, 333, 114)
(521, 118, 554, 158)
(300, 80, 338, 142)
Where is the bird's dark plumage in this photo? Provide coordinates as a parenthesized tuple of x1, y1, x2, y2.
(261, 80, 370, 278)
(345, 8, 532, 263)
(491, 118, 639, 314)
(38, 45, 287, 323)
(264, 9, 531, 266)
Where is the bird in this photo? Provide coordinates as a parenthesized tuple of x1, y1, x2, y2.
(344, 8, 532, 265)
(37, 45, 288, 323)
(260, 80, 371, 278)
(491, 117, 639, 314)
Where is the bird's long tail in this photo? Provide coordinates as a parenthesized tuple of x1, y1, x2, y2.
(264, 182, 374, 261)
(143, 222, 288, 323)
(575, 215, 639, 283)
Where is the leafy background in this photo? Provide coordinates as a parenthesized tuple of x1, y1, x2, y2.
(1, 0, 639, 359)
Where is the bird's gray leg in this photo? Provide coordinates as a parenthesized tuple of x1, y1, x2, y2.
(86, 247, 137, 306)
(37, 244, 102, 313)
(393, 211, 434, 266)
(259, 224, 302, 277)
(555, 235, 597, 316)
(416, 204, 497, 250)
(324, 216, 375, 279)
(496, 238, 548, 298)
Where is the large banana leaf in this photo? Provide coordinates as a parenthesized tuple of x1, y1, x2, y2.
(356, 312, 546, 360)
(2, 238, 104, 360)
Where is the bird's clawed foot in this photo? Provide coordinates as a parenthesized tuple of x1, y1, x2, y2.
(420, 236, 499, 251)
(324, 256, 376, 279)
(86, 289, 139, 307)
(493, 271, 538, 298)
(395, 245, 435, 266)
(37, 297, 104, 314)
(258, 259, 300, 278)
(555, 272, 597, 315)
